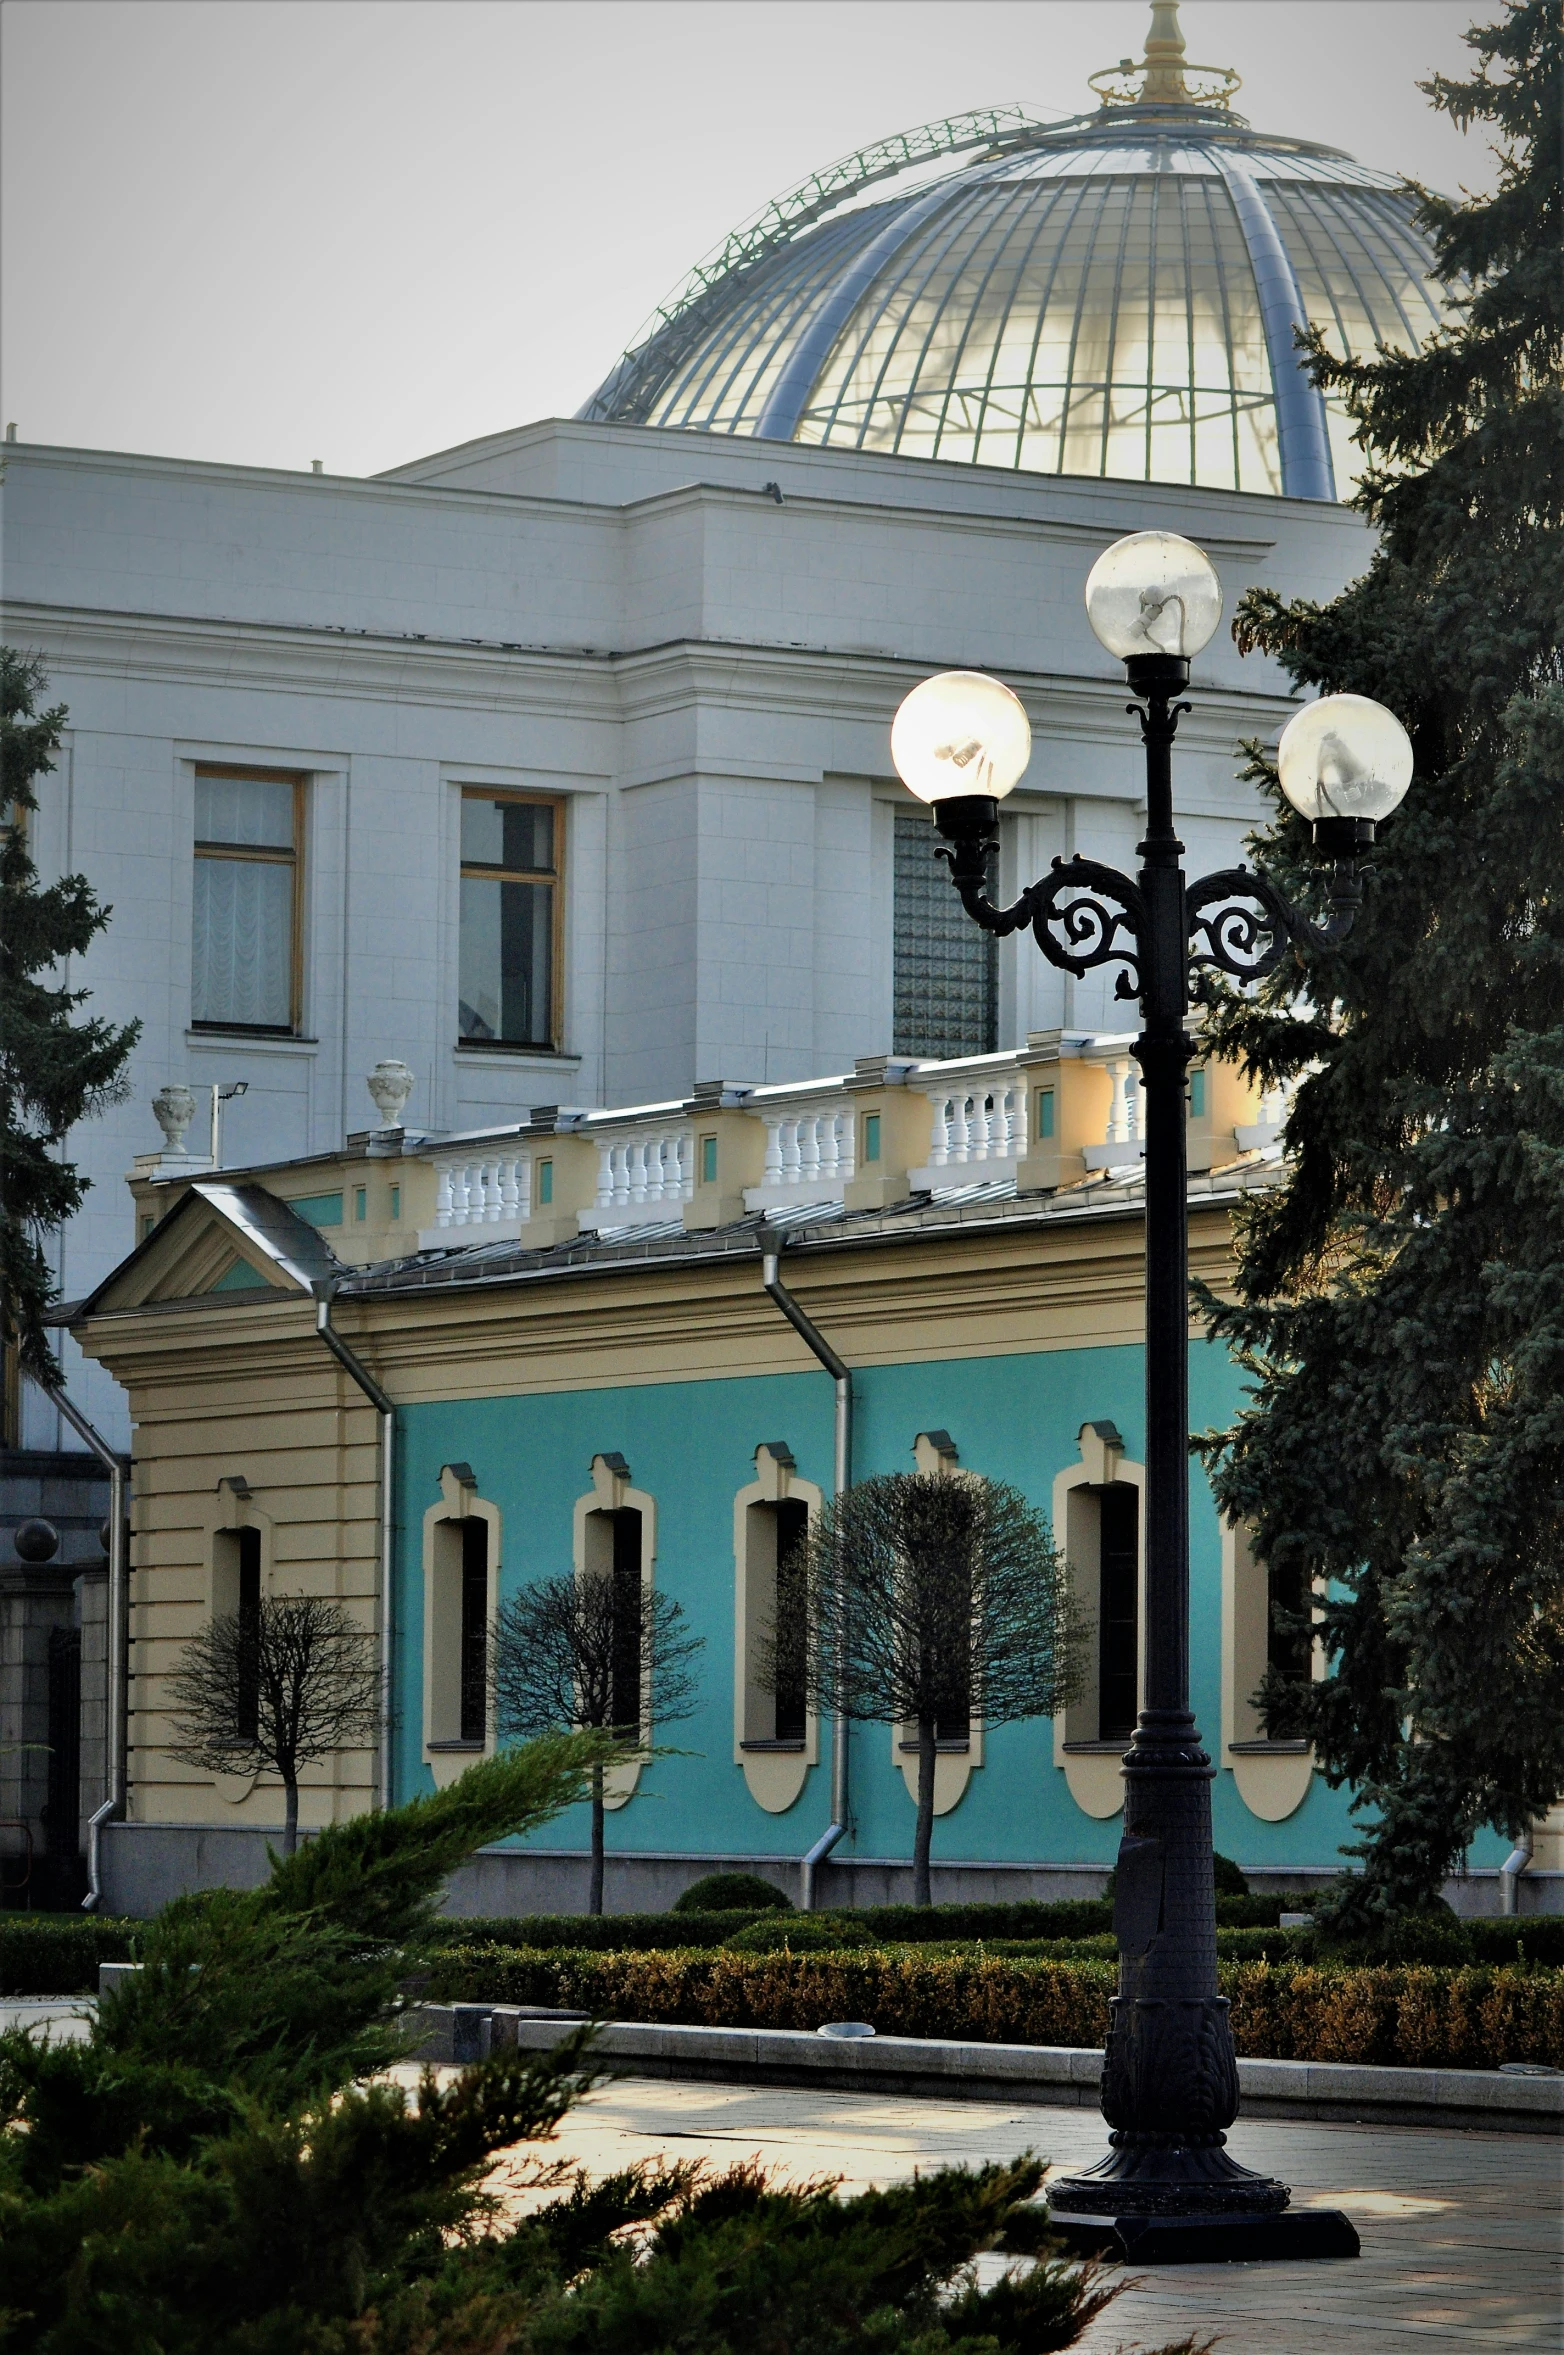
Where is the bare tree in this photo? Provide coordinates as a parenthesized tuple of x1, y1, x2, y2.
(492, 1569, 702, 1913)
(168, 1595, 381, 1855)
(767, 1472, 1081, 1906)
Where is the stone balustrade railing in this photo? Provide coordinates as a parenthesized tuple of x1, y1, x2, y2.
(581, 1117, 695, 1229)
(431, 1148, 531, 1234)
(743, 1084, 857, 1210)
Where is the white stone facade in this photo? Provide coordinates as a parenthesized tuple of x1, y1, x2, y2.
(0, 416, 1372, 1440)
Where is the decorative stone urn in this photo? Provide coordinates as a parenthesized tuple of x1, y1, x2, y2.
(366, 1059, 415, 1128)
(151, 1082, 198, 1156)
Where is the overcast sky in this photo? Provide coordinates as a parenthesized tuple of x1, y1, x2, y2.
(1, 0, 1498, 479)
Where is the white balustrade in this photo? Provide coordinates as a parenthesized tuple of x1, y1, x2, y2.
(431, 1151, 531, 1232)
(923, 1085, 1027, 1169)
(757, 1108, 855, 1193)
(1083, 1042, 1147, 1169)
(583, 1124, 693, 1226)
(1237, 1074, 1296, 1153)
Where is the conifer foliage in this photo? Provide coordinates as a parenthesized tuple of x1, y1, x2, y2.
(0, 1737, 1192, 2353)
(1199, 2, 1564, 1923)
(0, 649, 139, 1395)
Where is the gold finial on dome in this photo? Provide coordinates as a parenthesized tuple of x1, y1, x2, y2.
(1088, 1, 1242, 112)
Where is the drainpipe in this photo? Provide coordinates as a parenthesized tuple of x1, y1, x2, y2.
(1499, 1824, 1534, 1918)
(761, 1243, 851, 1910)
(45, 1387, 128, 1914)
(314, 1285, 396, 1811)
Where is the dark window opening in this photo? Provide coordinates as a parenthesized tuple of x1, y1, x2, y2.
(772, 1500, 809, 1743)
(236, 1527, 262, 1742)
(1266, 1554, 1312, 1688)
(1098, 1486, 1139, 1742)
(459, 791, 560, 1048)
(45, 1627, 81, 1857)
(460, 1520, 489, 1744)
(608, 1508, 643, 1739)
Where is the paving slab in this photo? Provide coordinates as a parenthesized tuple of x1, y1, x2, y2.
(448, 2072, 1562, 2353)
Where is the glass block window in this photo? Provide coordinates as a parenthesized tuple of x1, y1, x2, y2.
(192, 769, 301, 1031)
(892, 809, 996, 1060)
(459, 791, 561, 1048)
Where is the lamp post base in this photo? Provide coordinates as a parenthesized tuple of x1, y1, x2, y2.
(1047, 2207, 1361, 2265)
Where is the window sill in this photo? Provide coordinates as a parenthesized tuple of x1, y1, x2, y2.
(1227, 1739, 1310, 1755)
(187, 1028, 318, 1052)
(1063, 1739, 1131, 1754)
(455, 1041, 579, 1060)
(740, 1738, 807, 1753)
(427, 1739, 485, 1753)
(898, 1739, 971, 1755)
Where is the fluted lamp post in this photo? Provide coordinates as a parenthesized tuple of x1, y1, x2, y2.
(892, 531, 1413, 2264)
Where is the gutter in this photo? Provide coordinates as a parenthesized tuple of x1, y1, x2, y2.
(1500, 1825, 1535, 1917)
(761, 1242, 852, 1910)
(45, 1387, 129, 1914)
(314, 1286, 397, 1811)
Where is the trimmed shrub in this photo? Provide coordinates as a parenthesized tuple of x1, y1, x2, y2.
(0, 1914, 138, 1995)
(427, 1944, 1564, 2071)
(675, 1871, 791, 1914)
(425, 1910, 767, 1952)
(722, 1914, 877, 1953)
(1104, 1852, 1249, 1904)
(1468, 1917, 1564, 1968)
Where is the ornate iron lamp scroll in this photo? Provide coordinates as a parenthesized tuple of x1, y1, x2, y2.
(893, 540, 1413, 2264)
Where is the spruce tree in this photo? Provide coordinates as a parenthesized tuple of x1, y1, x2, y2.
(0, 648, 139, 1401)
(1198, 0, 1563, 1925)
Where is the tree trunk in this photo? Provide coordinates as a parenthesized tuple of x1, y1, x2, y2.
(281, 1767, 299, 1857)
(589, 1763, 605, 1915)
(913, 1720, 937, 1907)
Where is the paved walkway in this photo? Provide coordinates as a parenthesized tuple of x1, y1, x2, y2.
(500, 2075, 1562, 2353)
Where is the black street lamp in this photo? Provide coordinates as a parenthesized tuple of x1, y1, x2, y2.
(892, 530, 1413, 2265)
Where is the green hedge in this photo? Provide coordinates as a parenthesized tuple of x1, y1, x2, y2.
(1468, 1918, 1564, 1968)
(425, 1943, 1564, 2071)
(0, 1916, 139, 1996)
(427, 1911, 770, 1952)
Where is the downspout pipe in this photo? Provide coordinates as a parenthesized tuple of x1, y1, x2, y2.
(314, 1286, 397, 1812)
(761, 1243, 851, 1910)
(49, 1387, 128, 1913)
(1499, 1824, 1534, 1918)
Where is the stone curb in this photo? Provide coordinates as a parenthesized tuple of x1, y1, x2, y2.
(404, 2005, 1563, 2135)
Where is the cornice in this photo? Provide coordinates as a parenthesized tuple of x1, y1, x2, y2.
(0, 601, 1304, 751)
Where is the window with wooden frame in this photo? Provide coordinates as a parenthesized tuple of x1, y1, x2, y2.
(458, 790, 563, 1050)
(192, 767, 304, 1033)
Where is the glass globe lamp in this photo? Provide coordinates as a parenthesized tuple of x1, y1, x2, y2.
(890, 670, 1032, 809)
(1276, 693, 1413, 850)
(1084, 531, 1223, 674)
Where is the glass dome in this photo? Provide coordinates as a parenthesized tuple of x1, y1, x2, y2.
(581, 2, 1446, 502)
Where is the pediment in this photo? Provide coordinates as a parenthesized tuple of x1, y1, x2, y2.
(80, 1182, 340, 1315)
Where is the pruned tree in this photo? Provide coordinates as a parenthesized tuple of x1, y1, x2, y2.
(492, 1568, 703, 1913)
(168, 1594, 381, 1855)
(1, 648, 139, 1420)
(769, 1472, 1080, 1906)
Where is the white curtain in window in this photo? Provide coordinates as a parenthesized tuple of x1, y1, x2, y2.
(193, 856, 292, 1027)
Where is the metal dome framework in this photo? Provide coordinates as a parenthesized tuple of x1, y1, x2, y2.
(582, 6, 1445, 502)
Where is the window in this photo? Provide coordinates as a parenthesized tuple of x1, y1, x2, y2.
(421, 1469, 498, 1770)
(459, 791, 561, 1048)
(389, 1184, 401, 1221)
(192, 768, 302, 1032)
(1188, 1068, 1207, 1119)
(235, 1528, 262, 1742)
(459, 1520, 489, 1744)
(1036, 1087, 1055, 1140)
(536, 1159, 553, 1206)
(1096, 1487, 1139, 1742)
(862, 1112, 881, 1163)
(354, 1186, 367, 1222)
(604, 1508, 644, 1739)
(733, 1445, 821, 1813)
(892, 809, 996, 1060)
(700, 1135, 718, 1185)
(1266, 1554, 1312, 1689)
(1222, 1522, 1315, 1819)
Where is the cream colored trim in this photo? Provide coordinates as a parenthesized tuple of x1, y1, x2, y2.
(1051, 1422, 1146, 1820)
(732, 1444, 822, 1814)
(1220, 1520, 1318, 1822)
(574, 1453, 657, 1810)
(195, 1476, 277, 1805)
(894, 1432, 983, 1816)
(421, 1462, 500, 1791)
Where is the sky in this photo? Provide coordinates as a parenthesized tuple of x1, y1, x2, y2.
(1, 0, 1500, 480)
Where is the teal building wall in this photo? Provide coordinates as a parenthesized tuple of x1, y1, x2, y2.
(386, 1333, 1416, 1879)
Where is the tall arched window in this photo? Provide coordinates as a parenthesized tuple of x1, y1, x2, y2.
(733, 1443, 822, 1813)
(1053, 1421, 1146, 1820)
(421, 1463, 500, 1786)
(575, 1453, 658, 1809)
